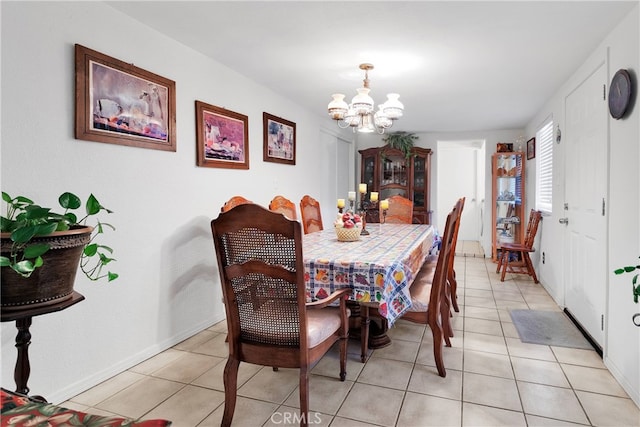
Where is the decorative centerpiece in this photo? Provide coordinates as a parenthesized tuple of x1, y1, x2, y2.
(334, 211, 362, 242)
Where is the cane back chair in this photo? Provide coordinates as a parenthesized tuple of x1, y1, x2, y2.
(211, 204, 349, 426)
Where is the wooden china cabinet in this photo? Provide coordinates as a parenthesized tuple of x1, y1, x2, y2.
(359, 146, 432, 224)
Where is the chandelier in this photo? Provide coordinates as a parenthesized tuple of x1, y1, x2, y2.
(327, 63, 404, 134)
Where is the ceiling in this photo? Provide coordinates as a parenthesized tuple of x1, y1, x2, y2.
(107, 1, 637, 133)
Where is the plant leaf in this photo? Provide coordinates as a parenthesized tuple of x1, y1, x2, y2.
(11, 226, 37, 244)
(83, 243, 98, 257)
(23, 243, 50, 258)
(108, 272, 119, 281)
(59, 192, 81, 210)
(34, 222, 58, 236)
(12, 260, 35, 275)
(86, 194, 101, 216)
(0, 256, 10, 267)
(2, 192, 12, 203)
(24, 205, 50, 220)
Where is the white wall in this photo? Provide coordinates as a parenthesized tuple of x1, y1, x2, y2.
(1, 2, 351, 403)
(524, 4, 639, 405)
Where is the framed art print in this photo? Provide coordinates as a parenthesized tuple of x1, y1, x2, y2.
(263, 112, 296, 165)
(527, 137, 536, 160)
(195, 101, 249, 169)
(75, 44, 176, 151)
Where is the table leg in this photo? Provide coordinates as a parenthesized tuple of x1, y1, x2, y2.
(14, 317, 33, 396)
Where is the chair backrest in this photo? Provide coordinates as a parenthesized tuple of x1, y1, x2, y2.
(220, 196, 253, 213)
(380, 195, 414, 223)
(269, 195, 298, 220)
(449, 197, 465, 264)
(211, 204, 308, 352)
(299, 195, 323, 234)
(523, 209, 542, 249)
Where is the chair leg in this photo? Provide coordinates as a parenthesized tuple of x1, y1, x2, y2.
(340, 322, 348, 381)
(440, 289, 453, 347)
(449, 270, 460, 312)
(427, 316, 446, 378)
(496, 253, 503, 274)
(500, 250, 510, 282)
(523, 252, 539, 283)
(299, 366, 310, 427)
(360, 305, 370, 363)
(222, 357, 240, 427)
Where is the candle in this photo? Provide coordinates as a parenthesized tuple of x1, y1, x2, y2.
(348, 191, 356, 201)
(359, 183, 367, 194)
(380, 199, 389, 210)
(337, 199, 345, 209)
(370, 192, 379, 202)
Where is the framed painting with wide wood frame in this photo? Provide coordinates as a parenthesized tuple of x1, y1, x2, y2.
(263, 112, 296, 165)
(195, 101, 249, 169)
(75, 44, 176, 151)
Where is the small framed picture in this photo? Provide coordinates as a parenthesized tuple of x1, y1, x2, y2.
(195, 101, 249, 169)
(527, 137, 536, 160)
(263, 112, 296, 165)
(75, 44, 176, 151)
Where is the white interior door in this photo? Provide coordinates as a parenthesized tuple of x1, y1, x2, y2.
(563, 61, 608, 347)
(436, 141, 483, 241)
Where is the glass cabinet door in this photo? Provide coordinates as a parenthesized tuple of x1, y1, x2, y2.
(492, 152, 525, 260)
(412, 155, 426, 209)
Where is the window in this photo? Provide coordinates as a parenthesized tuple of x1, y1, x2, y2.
(535, 119, 553, 214)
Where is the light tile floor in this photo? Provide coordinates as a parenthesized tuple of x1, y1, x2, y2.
(65, 257, 640, 426)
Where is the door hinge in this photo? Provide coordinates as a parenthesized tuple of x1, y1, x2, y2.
(601, 314, 604, 331)
(603, 84, 606, 100)
(602, 198, 605, 216)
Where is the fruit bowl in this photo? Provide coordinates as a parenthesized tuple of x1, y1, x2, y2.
(335, 226, 361, 242)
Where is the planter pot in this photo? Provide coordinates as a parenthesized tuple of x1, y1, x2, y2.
(1, 227, 92, 311)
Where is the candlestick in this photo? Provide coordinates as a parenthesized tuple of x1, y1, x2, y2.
(370, 192, 379, 202)
(348, 191, 356, 201)
(358, 192, 369, 236)
(380, 199, 389, 224)
(337, 198, 345, 209)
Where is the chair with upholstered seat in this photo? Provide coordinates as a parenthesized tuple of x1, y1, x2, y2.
(359, 202, 459, 376)
(400, 201, 460, 377)
(380, 195, 414, 224)
(496, 209, 542, 283)
(211, 203, 349, 427)
(269, 195, 298, 220)
(447, 197, 465, 312)
(299, 195, 324, 234)
(220, 195, 252, 213)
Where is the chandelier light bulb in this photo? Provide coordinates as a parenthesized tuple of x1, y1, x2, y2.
(327, 94, 349, 120)
(327, 63, 403, 134)
(351, 87, 375, 115)
(383, 93, 404, 119)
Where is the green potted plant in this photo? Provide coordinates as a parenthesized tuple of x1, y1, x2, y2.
(382, 131, 418, 159)
(613, 256, 640, 326)
(1, 191, 117, 310)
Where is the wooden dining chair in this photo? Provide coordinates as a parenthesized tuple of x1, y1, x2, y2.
(447, 197, 465, 312)
(496, 209, 542, 283)
(211, 204, 349, 427)
(269, 195, 297, 220)
(220, 195, 252, 213)
(299, 195, 324, 234)
(400, 202, 460, 377)
(380, 195, 414, 223)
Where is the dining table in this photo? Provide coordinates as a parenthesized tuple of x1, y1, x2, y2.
(302, 223, 436, 337)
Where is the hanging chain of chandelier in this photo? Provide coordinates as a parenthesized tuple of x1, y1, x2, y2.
(327, 63, 404, 134)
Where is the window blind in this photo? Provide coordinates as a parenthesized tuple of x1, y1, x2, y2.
(536, 120, 553, 214)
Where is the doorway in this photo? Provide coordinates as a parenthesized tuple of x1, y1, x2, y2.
(436, 140, 486, 256)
